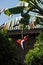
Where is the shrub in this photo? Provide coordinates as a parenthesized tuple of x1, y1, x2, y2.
(0, 30, 18, 65)
(25, 32, 43, 65)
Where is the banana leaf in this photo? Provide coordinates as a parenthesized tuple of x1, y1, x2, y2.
(4, 6, 24, 16)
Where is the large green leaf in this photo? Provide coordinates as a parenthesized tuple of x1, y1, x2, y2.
(20, 0, 43, 12)
(4, 6, 24, 16)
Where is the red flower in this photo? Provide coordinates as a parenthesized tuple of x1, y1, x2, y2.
(16, 39, 21, 44)
(24, 35, 29, 40)
(16, 35, 29, 44)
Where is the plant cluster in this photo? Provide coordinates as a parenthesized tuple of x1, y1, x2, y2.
(25, 32, 43, 65)
(0, 30, 18, 65)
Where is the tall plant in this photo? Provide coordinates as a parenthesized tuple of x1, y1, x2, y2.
(0, 0, 43, 29)
(3, 0, 43, 26)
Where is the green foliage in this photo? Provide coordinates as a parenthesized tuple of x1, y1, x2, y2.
(3, 0, 43, 28)
(0, 30, 18, 65)
(25, 32, 43, 65)
(4, 6, 24, 16)
(20, 13, 30, 24)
